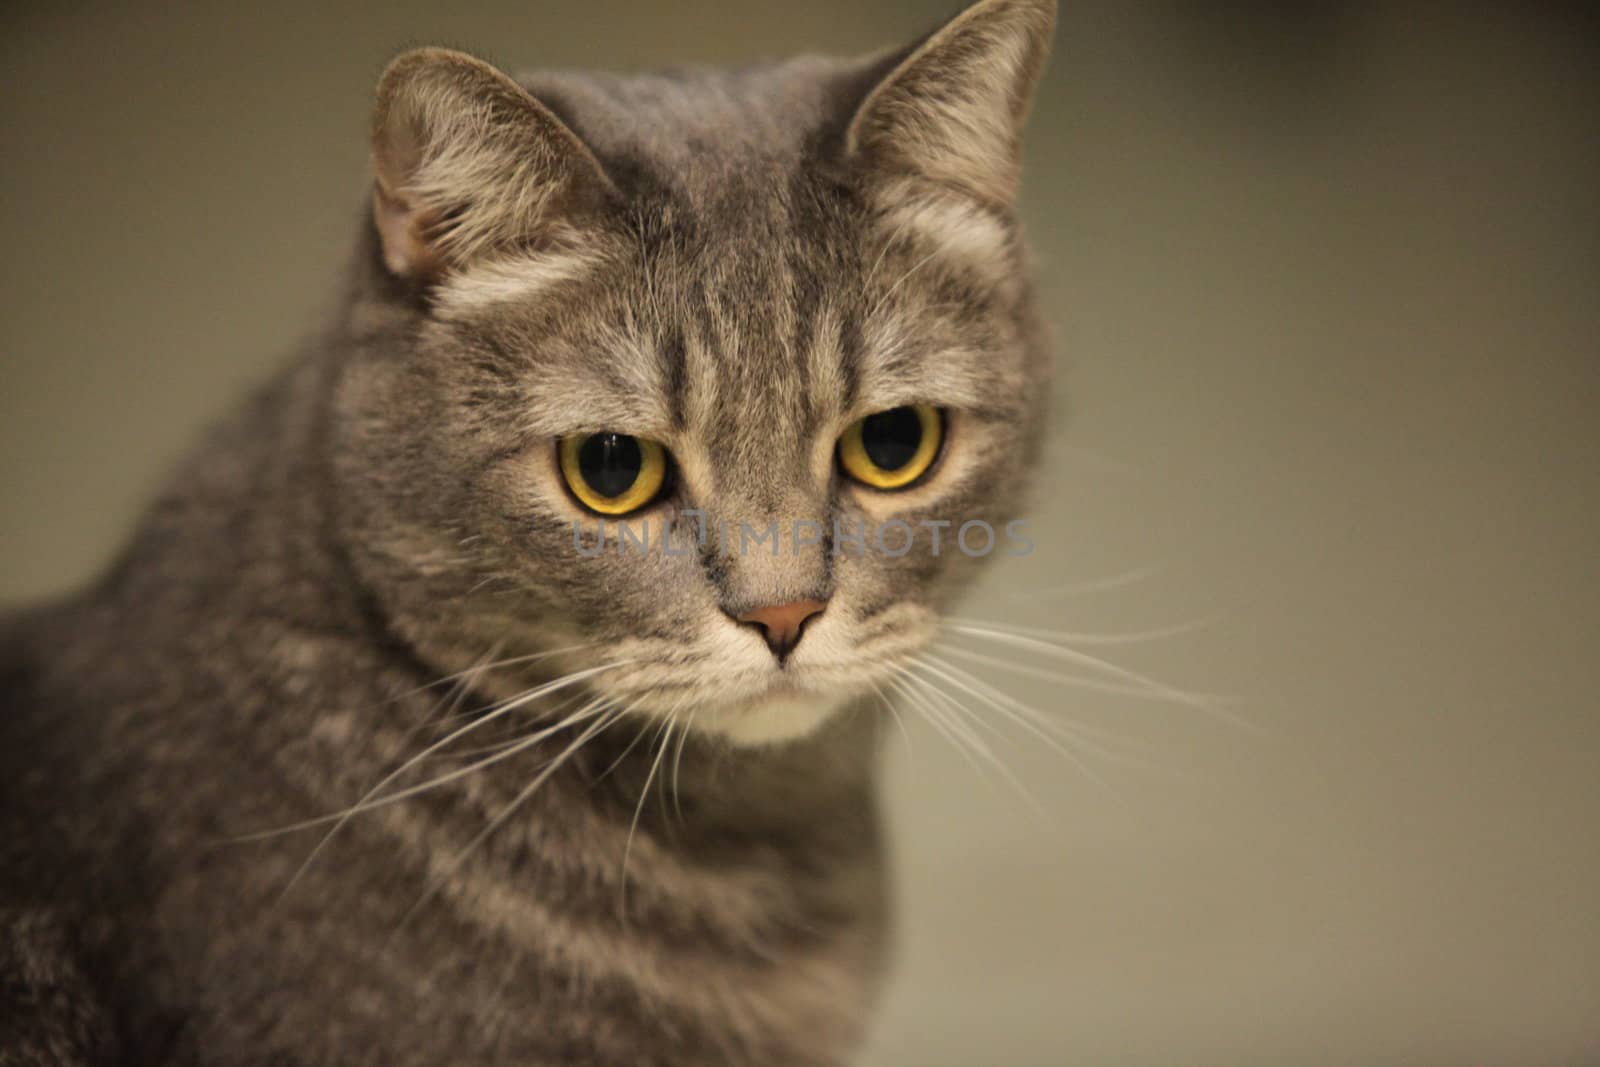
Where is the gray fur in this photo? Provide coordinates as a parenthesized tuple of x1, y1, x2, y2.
(0, 1, 1055, 1062)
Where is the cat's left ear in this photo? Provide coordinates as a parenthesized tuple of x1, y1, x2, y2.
(846, 0, 1056, 207)
(370, 48, 613, 282)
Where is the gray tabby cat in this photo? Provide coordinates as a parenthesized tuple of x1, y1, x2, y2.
(0, 0, 1054, 1062)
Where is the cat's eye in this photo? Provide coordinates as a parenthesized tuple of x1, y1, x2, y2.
(558, 433, 669, 515)
(837, 404, 944, 491)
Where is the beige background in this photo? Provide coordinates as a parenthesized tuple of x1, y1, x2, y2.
(3, 3, 1597, 1064)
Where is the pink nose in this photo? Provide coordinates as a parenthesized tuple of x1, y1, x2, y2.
(735, 598, 828, 660)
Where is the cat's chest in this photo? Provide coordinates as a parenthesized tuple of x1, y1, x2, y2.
(152, 800, 889, 1066)
(62, 632, 889, 1064)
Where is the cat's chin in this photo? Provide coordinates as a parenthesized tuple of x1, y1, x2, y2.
(699, 686, 854, 747)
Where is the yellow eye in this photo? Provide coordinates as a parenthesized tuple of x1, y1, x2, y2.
(838, 404, 944, 490)
(558, 433, 669, 515)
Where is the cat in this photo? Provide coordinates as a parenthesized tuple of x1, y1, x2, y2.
(0, 0, 1055, 1062)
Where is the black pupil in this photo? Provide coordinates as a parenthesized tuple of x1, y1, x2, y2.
(860, 407, 925, 472)
(578, 433, 643, 499)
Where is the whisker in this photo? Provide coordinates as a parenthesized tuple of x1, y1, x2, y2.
(920, 649, 1145, 755)
(399, 705, 626, 930)
(432, 693, 586, 761)
(255, 694, 613, 862)
(894, 668, 1045, 814)
(914, 658, 1130, 808)
(670, 709, 696, 826)
(912, 653, 1133, 789)
(866, 246, 945, 322)
(937, 643, 1218, 710)
(868, 676, 914, 753)
(899, 671, 999, 767)
(861, 206, 924, 291)
(269, 645, 501, 901)
(885, 673, 993, 783)
(375, 642, 596, 711)
(943, 623, 1251, 729)
(619, 711, 676, 919)
(590, 713, 656, 786)
(943, 614, 1219, 647)
(235, 659, 637, 845)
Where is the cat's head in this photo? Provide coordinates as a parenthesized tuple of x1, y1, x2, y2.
(334, 0, 1056, 745)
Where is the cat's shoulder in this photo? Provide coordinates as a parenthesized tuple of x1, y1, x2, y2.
(0, 601, 52, 734)
(0, 598, 85, 738)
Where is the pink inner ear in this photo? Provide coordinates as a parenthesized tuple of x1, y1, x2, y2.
(365, 49, 619, 284)
(371, 103, 442, 280)
(371, 178, 439, 280)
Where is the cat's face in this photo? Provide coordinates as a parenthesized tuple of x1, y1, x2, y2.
(337, 0, 1055, 745)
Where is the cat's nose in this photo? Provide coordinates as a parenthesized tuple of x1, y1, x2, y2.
(733, 598, 828, 661)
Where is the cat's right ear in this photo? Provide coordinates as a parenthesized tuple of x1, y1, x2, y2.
(370, 48, 613, 283)
(846, 0, 1056, 208)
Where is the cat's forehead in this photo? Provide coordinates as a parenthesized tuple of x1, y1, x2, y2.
(674, 253, 851, 465)
(435, 60, 1023, 461)
(517, 58, 869, 210)
(441, 180, 1009, 458)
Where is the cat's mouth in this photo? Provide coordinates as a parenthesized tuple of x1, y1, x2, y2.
(588, 606, 937, 745)
(600, 664, 864, 746)
(711, 683, 854, 745)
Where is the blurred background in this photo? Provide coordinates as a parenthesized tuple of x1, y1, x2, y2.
(2, 2, 1597, 1064)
